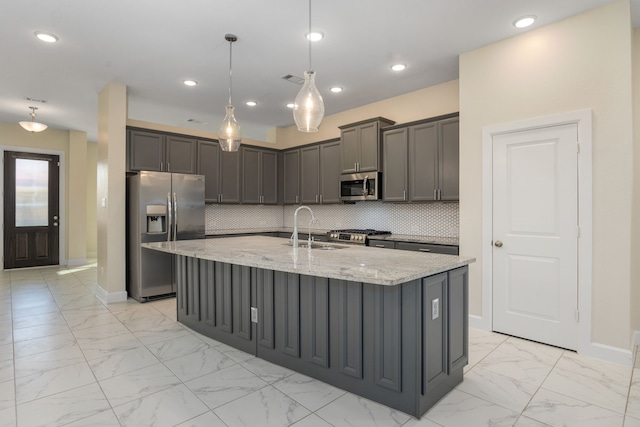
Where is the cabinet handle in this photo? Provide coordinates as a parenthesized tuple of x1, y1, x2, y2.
(419, 248, 431, 252)
(160, 162, 164, 171)
(438, 189, 442, 200)
(375, 244, 386, 248)
(319, 194, 323, 204)
(316, 195, 318, 203)
(296, 195, 299, 204)
(434, 189, 437, 200)
(403, 190, 406, 201)
(167, 162, 171, 172)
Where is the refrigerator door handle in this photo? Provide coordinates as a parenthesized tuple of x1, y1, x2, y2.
(173, 192, 178, 242)
(167, 192, 172, 242)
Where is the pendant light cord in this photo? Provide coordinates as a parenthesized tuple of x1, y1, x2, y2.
(228, 39, 233, 106)
(308, 0, 312, 72)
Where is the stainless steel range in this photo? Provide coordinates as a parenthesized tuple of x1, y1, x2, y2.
(326, 229, 391, 244)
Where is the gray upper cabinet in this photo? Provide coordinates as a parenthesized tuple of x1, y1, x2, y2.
(319, 140, 341, 204)
(339, 118, 395, 174)
(197, 141, 220, 202)
(300, 146, 320, 204)
(438, 117, 460, 201)
(283, 149, 300, 204)
(382, 115, 459, 202)
(382, 128, 409, 202)
(196, 140, 240, 204)
(127, 129, 196, 173)
(242, 147, 278, 204)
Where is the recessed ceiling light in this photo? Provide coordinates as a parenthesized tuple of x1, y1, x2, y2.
(246, 101, 257, 107)
(183, 80, 198, 86)
(305, 31, 324, 41)
(330, 87, 343, 93)
(513, 15, 536, 28)
(286, 103, 295, 109)
(34, 31, 59, 43)
(391, 64, 406, 71)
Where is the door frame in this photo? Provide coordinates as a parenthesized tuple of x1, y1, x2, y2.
(0, 146, 66, 269)
(480, 109, 600, 360)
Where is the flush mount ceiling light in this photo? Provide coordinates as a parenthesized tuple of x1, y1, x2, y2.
(183, 80, 198, 86)
(246, 101, 257, 107)
(330, 87, 343, 93)
(513, 15, 536, 28)
(19, 106, 48, 132)
(34, 31, 59, 43)
(305, 31, 324, 41)
(293, 0, 325, 132)
(391, 64, 406, 71)
(219, 34, 242, 152)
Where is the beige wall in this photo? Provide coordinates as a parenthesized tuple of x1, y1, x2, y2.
(460, 0, 634, 349)
(86, 142, 98, 258)
(632, 28, 640, 336)
(0, 123, 94, 265)
(274, 80, 460, 149)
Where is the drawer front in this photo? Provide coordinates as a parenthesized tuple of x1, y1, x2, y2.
(395, 242, 458, 255)
(368, 239, 396, 249)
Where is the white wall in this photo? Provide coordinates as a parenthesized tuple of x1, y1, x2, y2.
(459, 0, 634, 350)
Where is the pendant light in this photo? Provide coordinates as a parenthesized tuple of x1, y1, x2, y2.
(19, 106, 48, 132)
(293, 0, 324, 132)
(219, 34, 242, 152)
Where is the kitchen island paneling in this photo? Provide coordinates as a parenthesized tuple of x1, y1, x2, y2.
(143, 236, 473, 418)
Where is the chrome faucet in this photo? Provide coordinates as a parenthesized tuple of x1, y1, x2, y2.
(292, 205, 317, 249)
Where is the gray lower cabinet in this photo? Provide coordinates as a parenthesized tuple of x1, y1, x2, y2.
(283, 149, 300, 204)
(196, 140, 241, 204)
(241, 147, 278, 204)
(175, 253, 468, 418)
(368, 239, 459, 255)
(127, 129, 197, 173)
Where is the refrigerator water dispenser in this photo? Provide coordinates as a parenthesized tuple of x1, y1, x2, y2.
(146, 205, 166, 233)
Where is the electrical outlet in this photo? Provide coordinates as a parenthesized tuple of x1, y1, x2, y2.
(432, 298, 439, 320)
(250, 307, 258, 323)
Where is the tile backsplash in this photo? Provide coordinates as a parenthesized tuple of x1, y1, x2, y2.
(206, 202, 459, 237)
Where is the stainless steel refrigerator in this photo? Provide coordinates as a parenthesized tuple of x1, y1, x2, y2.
(126, 171, 205, 302)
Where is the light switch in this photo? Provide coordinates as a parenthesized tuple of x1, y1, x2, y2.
(432, 298, 439, 320)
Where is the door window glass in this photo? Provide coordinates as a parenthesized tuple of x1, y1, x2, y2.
(15, 158, 49, 227)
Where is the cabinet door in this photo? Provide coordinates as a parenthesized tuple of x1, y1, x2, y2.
(422, 273, 448, 394)
(409, 122, 438, 201)
(340, 127, 359, 174)
(219, 150, 241, 203)
(242, 147, 261, 204)
(368, 239, 395, 249)
(438, 118, 460, 201)
(166, 135, 197, 174)
(448, 266, 468, 372)
(261, 151, 278, 204)
(300, 146, 320, 204)
(319, 141, 341, 204)
(283, 150, 300, 204)
(128, 130, 165, 172)
(382, 128, 408, 202)
(357, 122, 380, 172)
(197, 141, 220, 202)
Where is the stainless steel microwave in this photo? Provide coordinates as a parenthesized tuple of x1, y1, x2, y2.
(340, 172, 381, 201)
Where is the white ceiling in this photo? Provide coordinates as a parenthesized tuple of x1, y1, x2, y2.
(0, 0, 630, 142)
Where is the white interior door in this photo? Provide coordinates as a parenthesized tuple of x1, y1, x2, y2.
(492, 123, 578, 350)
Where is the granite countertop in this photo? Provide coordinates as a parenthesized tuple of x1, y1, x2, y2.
(206, 228, 459, 246)
(143, 236, 474, 286)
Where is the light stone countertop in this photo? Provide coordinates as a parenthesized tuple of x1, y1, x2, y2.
(143, 236, 474, 286)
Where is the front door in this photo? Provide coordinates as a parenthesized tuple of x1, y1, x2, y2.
(3, 151, 60, 269)
(492, 124, 578, 350)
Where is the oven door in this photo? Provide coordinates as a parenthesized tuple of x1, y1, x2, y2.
(340, 172, 380, 201)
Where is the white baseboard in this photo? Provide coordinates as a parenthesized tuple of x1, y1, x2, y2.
(95, 284, 128, 305)
(67, 258, 88, 266)
(469, 314, 491, 331)
(578, 341, 633, 367)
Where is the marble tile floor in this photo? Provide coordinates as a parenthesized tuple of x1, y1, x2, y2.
(0, 262, 638, 426)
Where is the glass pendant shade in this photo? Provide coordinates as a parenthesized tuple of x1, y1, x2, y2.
(293, 71, 324, 132)
(219, 105, 242, 152)
(19, 106, 47, 132)
(19, 121, 47, 132)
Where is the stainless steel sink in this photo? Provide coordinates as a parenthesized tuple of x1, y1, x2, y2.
(284, 242, 349, 250)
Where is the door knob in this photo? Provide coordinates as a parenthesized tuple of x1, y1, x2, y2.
(494, 240, 503, 247)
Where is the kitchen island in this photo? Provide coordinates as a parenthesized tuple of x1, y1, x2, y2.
(143, 236, 475, 418)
